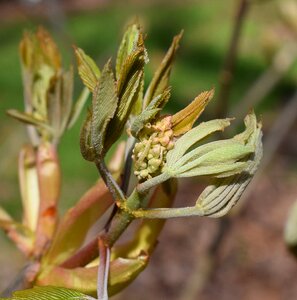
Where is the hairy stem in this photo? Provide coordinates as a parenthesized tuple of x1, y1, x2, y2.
(132, 206, 204, 219)
(137, 172, 171, 194)
(95, 159, 125, 202)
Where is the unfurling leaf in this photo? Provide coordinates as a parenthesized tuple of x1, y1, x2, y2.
(134, 112, 262, 219)
(195, 116, 262, 217)
(116, 23, 141, 79)
(12, 27, 76, 144)
(171, 89, 214, 136)
(0, 286, 95, 300)
(82, 60, 118, 158)
(130, 88, 171, 137)
(143, 31, 183, 108)
(20, 27, 61, 71)
(165, 114, 255, 179)
(105, 39, 146, 151)
(6, 110, 52, 133)
(80, 109, 96, 162)
(74, 47, 101, 92)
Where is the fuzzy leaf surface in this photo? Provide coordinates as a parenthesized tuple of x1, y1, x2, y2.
(130, 89, 171, 137)
(74, 47, 100, 92)
(91, 61, 118, 157)
(105, 46, 145, 150)
(0, 286, 94, 300)
(116, 23, 140, 79)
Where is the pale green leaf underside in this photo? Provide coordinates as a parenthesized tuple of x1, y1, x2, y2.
(166, 118, 233, 166)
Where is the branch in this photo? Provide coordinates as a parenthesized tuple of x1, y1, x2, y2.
(215, 0, 251, 119)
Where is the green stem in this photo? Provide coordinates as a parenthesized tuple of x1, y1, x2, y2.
(104, 189, 147, 246)
(60, 189, 147, 268)
(137, 172, 171, 194)
(133, 206, 204, 219)
(95, 159, 125, 202)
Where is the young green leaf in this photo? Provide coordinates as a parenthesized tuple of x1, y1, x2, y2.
(80, 109, 96, 162)
(143, 31, 183, 108)
(6, 110, 52, 133)
(167, 118, 232, 166)
(134, 112, 262, 219)
(165, 112, 256, 179)
(105, 46, 145, 151)
(90, 60, 118, 157)
(130, 88, 171, 137)
(74, 47, 101, 92)
(0, 286, 95, 300)
(195, 121, 262, 217)
(116, 23, 141, 80)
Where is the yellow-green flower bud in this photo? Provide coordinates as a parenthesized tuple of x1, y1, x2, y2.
(132, 116, 175, 181)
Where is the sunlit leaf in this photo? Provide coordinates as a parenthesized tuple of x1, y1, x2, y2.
(130, 88, 171, 137)
(165, 114, 255, 179)
(105, 44, 145, 150)
(116, 23, 141, 80)
(74, 47, 101, 92)
(6, 110, 51, 132)
(167, 118, 232, 166)
(143, 31, 182, 108)
(171, 89, 214, 136)
(135, 112, 262, 219)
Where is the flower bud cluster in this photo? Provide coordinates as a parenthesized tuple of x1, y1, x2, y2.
(132, 116, 174, 181)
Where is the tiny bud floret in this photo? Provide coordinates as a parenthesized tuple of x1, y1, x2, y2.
(132, 116, 174, 180)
